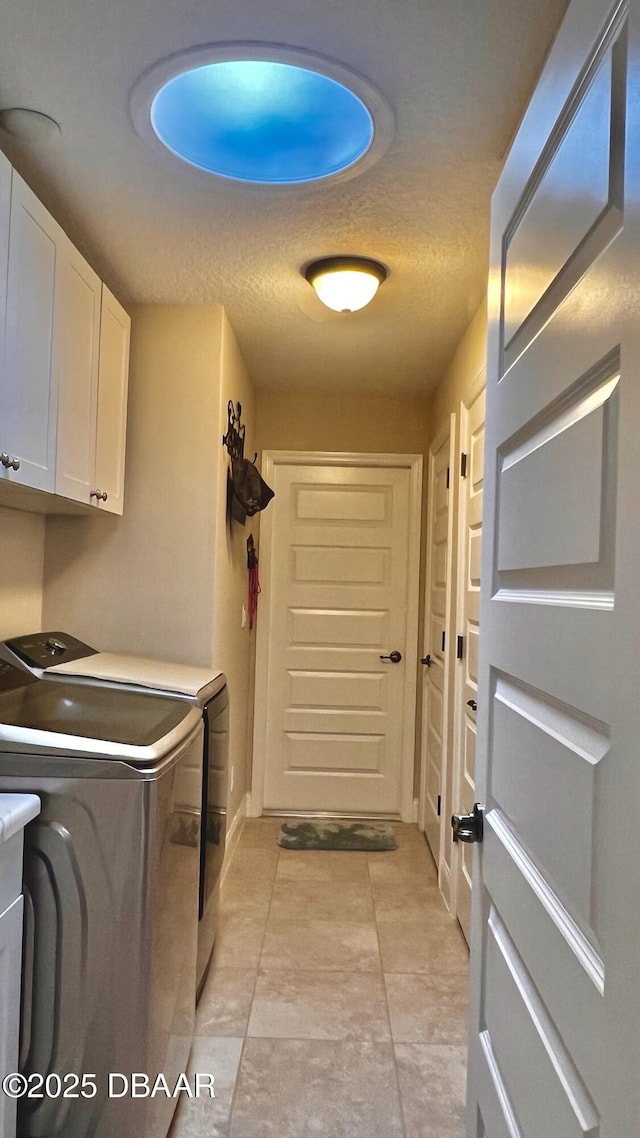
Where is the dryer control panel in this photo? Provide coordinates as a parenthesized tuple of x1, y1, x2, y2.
(5, 632, 97, 670)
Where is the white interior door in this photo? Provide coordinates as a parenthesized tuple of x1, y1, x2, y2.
(419, 418, 455, 864)
(0, 152, 11, 373)
(254, 453, 421, 819)
(466, 2, 640, 1135)
(452, 379, 485, 943)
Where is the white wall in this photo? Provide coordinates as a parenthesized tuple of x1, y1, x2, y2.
(0, 508, 45, 638)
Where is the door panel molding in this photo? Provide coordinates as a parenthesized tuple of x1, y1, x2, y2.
(468, 0, 640, 1132)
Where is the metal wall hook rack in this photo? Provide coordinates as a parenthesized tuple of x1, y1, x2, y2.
(222, 400, 246, 462)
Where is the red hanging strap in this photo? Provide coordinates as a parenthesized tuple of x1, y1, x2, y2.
(248, 561, 261, 630)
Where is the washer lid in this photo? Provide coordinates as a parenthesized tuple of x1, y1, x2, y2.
(48, 652, 225, 700)
(0, 676, 201, 764)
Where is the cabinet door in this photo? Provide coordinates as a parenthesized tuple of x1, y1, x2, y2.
(94, 285, 130, 515)
(54, 240, 101, 504)
(0, 152, 11, 372)
(2, 173, 61, 491)
(0, 895, 23, 1138)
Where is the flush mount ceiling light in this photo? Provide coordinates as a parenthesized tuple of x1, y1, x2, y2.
(304, 257, 388, 313)
(0, 108, 60, 143)
(131, 44, 394, 187)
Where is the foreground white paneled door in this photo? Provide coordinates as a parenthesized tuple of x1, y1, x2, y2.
(419, 418, 456, 864)
(253, 453, 422, 819)
(452, 377, 485, 944)
(466, 1, 640, 1135)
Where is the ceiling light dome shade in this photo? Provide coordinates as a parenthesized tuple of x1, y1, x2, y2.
(305, 257, 387, 313)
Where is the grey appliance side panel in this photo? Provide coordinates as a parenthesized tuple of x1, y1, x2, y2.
(144, 731, 201, 1138)
(197, 685, 228, 995)
(2, 726, 202, 1138)
(14, 775, 149, 1138)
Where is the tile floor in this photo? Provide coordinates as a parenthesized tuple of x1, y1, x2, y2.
(170, 817, 469, 1138)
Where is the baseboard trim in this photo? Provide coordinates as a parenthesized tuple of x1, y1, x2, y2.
(221, 792, 248, 883)
(439, 858, 454, 915)
(245, 791, 262, 819)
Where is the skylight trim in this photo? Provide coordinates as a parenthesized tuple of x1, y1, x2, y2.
(130, 42, 395, 190)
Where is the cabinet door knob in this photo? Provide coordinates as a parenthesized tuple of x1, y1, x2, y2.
(1, 453, 20, 471)
(91, 490, 109, 503)
(101, 491, 108, 502)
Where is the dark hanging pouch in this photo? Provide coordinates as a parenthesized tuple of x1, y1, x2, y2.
(230, 458, 275, 526)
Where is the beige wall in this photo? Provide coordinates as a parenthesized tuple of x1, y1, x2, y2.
(213, 312, 257, 823)
(43, 305, 223, 663)
(43, 303, 257, 830)
(0, 508, 45, 638)
(257, 389, 428, 454)
(428, 300, 487, 442)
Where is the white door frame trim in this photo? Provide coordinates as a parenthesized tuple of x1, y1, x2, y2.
(418, 415, 457, 864)
(250, 449, 424, 821)
(450, 365, 486, 923)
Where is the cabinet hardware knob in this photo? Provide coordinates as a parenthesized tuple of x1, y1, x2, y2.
(380, 650, 402, 664)
(1, 453, 19, 470)
(101, 491, 108, 502)
(421, 655, 432, 667)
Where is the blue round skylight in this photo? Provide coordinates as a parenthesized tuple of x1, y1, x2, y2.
(150, 60, 375, 184)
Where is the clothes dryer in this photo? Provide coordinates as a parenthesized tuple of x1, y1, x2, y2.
(1, 632, 227, 997)
(0, 660, 203, 1138)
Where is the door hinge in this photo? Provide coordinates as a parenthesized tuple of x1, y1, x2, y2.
(457, 635, 464, 659)
(437, 794, 441, 817)
(446, 466, 450, 489)
(441, 630, 446, 652)
(460, 452, 468, 478)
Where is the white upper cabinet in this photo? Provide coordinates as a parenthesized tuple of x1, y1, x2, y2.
(0, 155, 130, 513)
(54, 240, 102, 505)
(1, 172, 61, 492)
(0, 152, 10, 368)
(94, 286, 130, 515)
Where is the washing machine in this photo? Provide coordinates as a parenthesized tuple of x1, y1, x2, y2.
(0, 658, 203, 1138)
(1, 632, 228, 997)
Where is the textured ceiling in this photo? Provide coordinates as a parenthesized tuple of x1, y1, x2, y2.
(0, 0, 569, 394)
